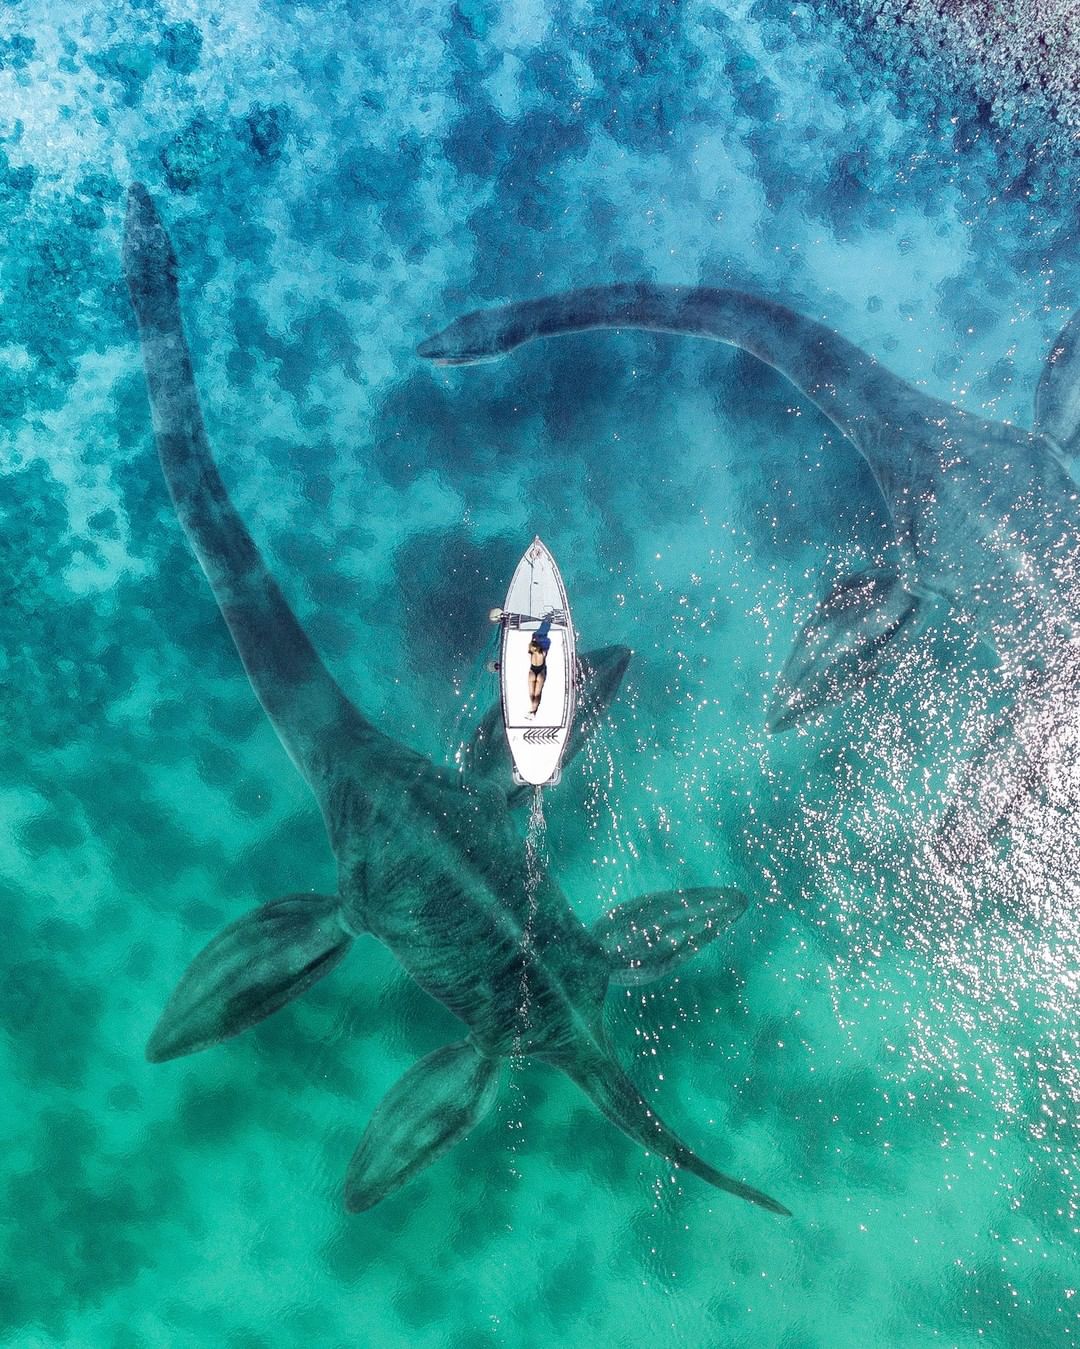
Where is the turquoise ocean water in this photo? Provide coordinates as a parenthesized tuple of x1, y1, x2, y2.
(2, 2, 1078, 1344)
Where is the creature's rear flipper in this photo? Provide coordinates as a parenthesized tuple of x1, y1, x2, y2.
(345, 1040, 502, 1212)
(592, 886, 747, 985)
(146, 893, 349, 1062)
(768, 565, 918, 732)
(1035, 307, 1080, 463)
(558, 1049, 790, 1215)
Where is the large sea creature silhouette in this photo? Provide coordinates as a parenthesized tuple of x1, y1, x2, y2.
(123, 189, 789, 1216)
(419, 286, 1080, 850)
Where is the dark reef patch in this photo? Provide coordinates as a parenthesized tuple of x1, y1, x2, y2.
(159, 20, 202, 75)
(392, 526, 519, 679)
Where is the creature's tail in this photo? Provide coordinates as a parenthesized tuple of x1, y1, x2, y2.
(555, 1045, 791, 1216)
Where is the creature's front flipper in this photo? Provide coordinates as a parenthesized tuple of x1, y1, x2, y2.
(592, 885, 747, 986)
(768, 565, 919, 732)
(1035, 307, 1080, 462)
(123, 184, 403, 809)
(146, 893, 350, 1062)
(345, 1040, 502, 1211)
(462, 697, 505, 781)
(556, 1047, 790, 1215)
(464, 645, 632, 799)
(573, 643, 633, 754)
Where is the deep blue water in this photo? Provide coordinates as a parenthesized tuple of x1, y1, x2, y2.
(2, 1, 1078, 1345)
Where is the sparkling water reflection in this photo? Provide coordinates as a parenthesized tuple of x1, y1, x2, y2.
(3, 0, 1079, 1343)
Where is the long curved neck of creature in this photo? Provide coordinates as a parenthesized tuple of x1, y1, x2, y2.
(503, 284, 938, 502)
(124, 189, 381, 800)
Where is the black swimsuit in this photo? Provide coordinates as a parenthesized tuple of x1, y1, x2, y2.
(530, 661, 546, 675)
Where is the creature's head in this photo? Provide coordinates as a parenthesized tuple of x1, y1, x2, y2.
(122, 183, 180, 325)
(416, 309, 509, 366)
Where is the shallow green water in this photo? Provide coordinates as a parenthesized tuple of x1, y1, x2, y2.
(2, 1, 1078, 1345)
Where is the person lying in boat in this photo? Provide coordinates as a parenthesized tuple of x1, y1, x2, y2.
(526, 621, 552, 717)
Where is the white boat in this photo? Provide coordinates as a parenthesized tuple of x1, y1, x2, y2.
(497, 536, 577, 787)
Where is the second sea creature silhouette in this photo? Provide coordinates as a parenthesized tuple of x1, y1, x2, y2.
(419, 284, 1080, 853)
